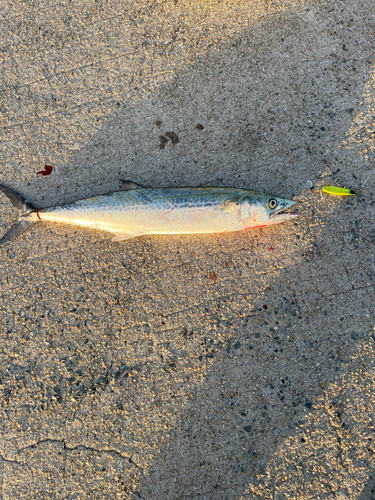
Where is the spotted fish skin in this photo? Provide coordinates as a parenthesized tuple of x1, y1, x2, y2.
(0, 185, 297, 246)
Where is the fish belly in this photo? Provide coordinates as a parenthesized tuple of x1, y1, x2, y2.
(38, 193, 244, 236)
(117, 205, 243, 235)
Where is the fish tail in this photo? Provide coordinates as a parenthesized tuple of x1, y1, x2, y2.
(0, 184, 38, 247)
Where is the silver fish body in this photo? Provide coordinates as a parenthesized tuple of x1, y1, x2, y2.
(33, 187, 296, 240)
(0, 184, 297, 246)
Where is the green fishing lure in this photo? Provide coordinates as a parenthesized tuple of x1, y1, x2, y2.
(322, 186, 356, 196)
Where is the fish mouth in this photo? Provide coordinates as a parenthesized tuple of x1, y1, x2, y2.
(269, 200, 299, 223)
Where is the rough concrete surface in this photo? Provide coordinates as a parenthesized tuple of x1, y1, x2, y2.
(0, 0, 375, 498)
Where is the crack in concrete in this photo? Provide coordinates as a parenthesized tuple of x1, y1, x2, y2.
(0, 439, 145, 475)
(322, 283, 375, 298)
(322, 401, 345, 469)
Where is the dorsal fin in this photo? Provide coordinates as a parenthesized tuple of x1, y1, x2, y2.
(120, 180, 145, 190)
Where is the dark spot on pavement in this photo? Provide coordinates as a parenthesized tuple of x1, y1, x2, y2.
(165, 131, 179, 144)
(159, 135, 168, 149)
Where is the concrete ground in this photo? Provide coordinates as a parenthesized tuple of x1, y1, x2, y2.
(0, 0, 375, 498)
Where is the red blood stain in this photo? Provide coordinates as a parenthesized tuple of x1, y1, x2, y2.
(267, 247, 275, 251)
(37, 165, 53, 176)
(262, 304, 268, 310)
(161, 321, 166, 326)
(208, 272, 218, 281)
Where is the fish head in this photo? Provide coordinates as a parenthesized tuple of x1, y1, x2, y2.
(240, 192, 298, 228)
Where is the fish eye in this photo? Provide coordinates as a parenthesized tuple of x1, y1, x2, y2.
(267, 199, 278, 209)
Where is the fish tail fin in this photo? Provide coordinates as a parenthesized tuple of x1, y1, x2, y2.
(0, 184, 38, 247)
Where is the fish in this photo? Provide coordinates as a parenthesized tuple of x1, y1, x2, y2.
(0, 181, 297, 247)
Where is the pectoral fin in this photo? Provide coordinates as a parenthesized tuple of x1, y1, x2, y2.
(222, 200, 237, 213)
